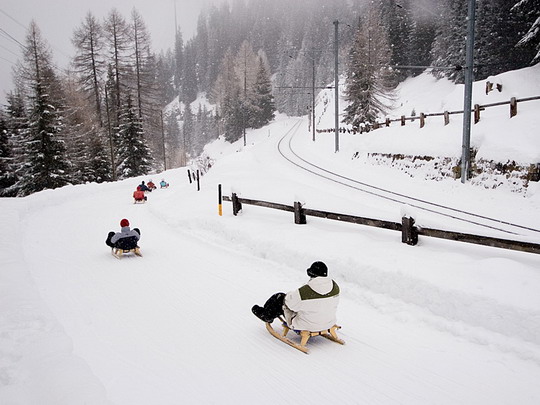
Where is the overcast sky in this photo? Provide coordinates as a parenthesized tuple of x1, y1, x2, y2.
(0, 0, 216, 104)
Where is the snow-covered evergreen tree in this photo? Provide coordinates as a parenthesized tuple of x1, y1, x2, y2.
(0, 112, 15, 195)
(18, 81, 71, 195)
(14, 22, 71, 196)
(182, 104, 195, 156)
(251, 55, 275, 128)
(116, 94, 152, 178)
(512, 0, 540, 63)
(343, 9, 395, 130)
(0, 93, 26, 196)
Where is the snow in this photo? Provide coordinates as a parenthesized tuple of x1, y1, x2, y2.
(1, 66, 540, 404)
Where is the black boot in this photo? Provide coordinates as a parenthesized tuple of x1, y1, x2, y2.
(251, 305, 274, 323)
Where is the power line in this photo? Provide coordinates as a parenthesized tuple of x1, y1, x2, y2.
(0, 54, 16, 64)
(0, 42, 19, 58)
(0, 8, 27, 30)
(0, 27, 26, 49)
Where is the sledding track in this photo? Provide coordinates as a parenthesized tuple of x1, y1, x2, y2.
(276, 119, 540, 238)
(5, 120, 540, 404)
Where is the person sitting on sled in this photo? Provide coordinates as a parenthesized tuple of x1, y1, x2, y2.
(252, 261, 339, 332)
(147, 179, 157, 190)
(138, 181, 150, 192)
(133, 189, 147, 202)
(159, 179, 169, 188)
(105, 218, 141, 250)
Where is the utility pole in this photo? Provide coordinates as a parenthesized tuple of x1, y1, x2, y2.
(243, 48, 247, 147)
(160, 110, 167, 171)
(312, 58, 316, 141)
(334, 20, 339, 153)
(461, 0, 476, 183)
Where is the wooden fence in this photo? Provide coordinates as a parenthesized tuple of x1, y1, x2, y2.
(222, 192, 540, 255)
(316, 94, 540, 134)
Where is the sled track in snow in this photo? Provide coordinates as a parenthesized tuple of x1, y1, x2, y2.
(277, 119, 540, 237)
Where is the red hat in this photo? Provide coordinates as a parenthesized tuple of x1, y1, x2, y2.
(120, 218, 130, 227)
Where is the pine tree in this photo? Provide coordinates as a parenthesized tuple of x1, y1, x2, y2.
(15, 22, 71, 195)
(182, 104, 195, 156)
(116, 93, 152, 178)
(86, 134, 113, 183)
(183, 40, 198, 104)
(343, 9, 394, 130)
(211, 49, 243, 143)
(379, 0, 413, 82)
(512, 0, 540, 64)
(0, 112, 15, 195)
(174, 29, 184, 97)
(104, 9, 130, 123)
(1, 92, 27, 196)
(164, 108, 182, 167)
(19, 81, 71, 195)
(72, 11, 105, 126)
(251, 55, 275, 128)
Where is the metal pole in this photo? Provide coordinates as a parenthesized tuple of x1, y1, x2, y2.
(461, 0, 476, 183)
(160, 110, 167, 171)
(334, 20, 339, 153)
(243, 50, 247, 147)
(312, 58, 316, 141)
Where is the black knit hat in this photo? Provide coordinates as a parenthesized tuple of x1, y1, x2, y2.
(307, 261, 328, 278)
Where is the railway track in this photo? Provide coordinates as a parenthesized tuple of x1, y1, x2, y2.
(277, 119, 540, 238)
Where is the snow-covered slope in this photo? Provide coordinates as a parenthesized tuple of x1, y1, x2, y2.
(1, 66, 540, 404)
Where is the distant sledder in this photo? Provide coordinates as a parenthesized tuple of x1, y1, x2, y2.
(133, 189, 147, 203)
(159, 179, 169, 188)
(106, 218, 142, 259)
(252, 261, 344, 354)
(147, 179, 157, 190)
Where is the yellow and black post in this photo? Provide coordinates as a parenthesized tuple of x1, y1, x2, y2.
(218, 184, 223, 216)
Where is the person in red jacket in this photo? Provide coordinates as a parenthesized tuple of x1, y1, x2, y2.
(133, 189, 146, 202)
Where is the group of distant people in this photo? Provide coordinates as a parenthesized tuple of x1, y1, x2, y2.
(108, 177, 171, 250)
(133, 179, 169, 202)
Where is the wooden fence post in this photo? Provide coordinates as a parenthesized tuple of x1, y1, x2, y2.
(196, 170, 200, 191)
(400, 115, 406, 126)
(401, 216, 418, 246)
(510, 97, 517, 118)
(232, 193, 242, 216)
(420, 113, 425, 128)
(385, 118, 390, 127)
(187, 169, 192, 183)
(444, 111, 450, 126)
(474, 104, 481, 124)
(294, 202, 307, 224)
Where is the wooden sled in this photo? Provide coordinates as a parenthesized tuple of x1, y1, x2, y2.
(265, 316, 345, 354)
(112, 247, 142, 259)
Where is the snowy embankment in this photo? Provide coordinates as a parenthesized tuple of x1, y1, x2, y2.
(1, 65, 540, 404)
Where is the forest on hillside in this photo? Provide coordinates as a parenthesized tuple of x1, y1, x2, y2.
(1, 0, 538, 197)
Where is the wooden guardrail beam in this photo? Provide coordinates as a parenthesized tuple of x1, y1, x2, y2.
(222, 193, 540, 255)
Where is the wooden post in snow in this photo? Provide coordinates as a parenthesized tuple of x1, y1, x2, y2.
(294, 202, 306, 224)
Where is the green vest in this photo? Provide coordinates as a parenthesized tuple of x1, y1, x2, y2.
(298, 280, 339, 301)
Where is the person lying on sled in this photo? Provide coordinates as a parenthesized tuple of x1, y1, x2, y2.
(105, 218, 141, 250)
(252, 261, 340, 332)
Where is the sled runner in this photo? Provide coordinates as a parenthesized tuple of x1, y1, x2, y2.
(111, 246, 142, 259)
(265, 316, 344, 354)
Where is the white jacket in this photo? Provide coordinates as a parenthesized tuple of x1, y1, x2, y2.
(283, 276, 340, 331)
